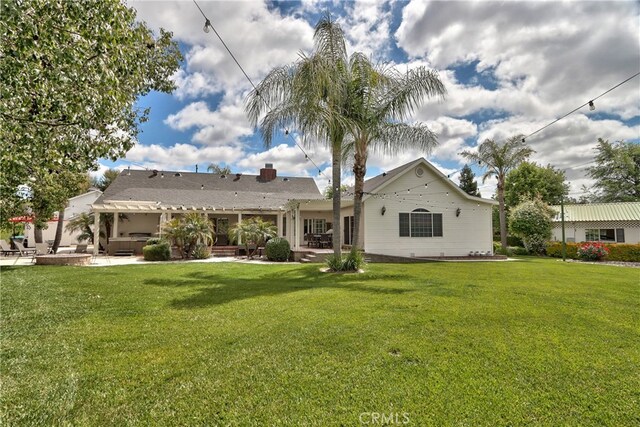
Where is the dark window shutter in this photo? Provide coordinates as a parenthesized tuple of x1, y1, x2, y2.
(433, 214, 443, 237)
(399, 213, 410, 237)
(616, 228, 625, 243)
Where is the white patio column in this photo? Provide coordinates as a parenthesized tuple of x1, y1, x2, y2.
(277, 212, 283, 238)
(93, 211, 100, 255)
(237, 212, 242, 245)
(112, 211, 119, 239)
(294, 204, 301, 251)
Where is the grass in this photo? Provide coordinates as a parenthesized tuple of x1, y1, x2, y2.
(1, 258, 638, 426)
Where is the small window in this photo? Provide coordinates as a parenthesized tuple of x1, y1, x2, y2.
(586, 228, 616, 242)
(616, 228, 625, 243)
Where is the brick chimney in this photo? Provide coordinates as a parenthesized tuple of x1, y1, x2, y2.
(259, 163, 277, 182)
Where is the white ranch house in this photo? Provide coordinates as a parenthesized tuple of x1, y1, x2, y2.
(91, 158, 497, 257)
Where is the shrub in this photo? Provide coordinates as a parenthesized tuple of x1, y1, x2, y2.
(508, 198, 554, 255)
(512, 246, 530, 256)
(547, 242, 640, 262)
(546, 242, 579, 259)
(606, 244, 640, 262)
(143, 242, 170, 261)
(192, 244, 211, 260)
(265, 237, 291, 262)
(506, 236, 524, 247)
(146, 237, 166, 245)
(325, 254, 345, 272)
(577, 242, 609, 261)
(342, 249, 365, 271)
(325, 250, 365, 272)
(495, 246, 513, 256)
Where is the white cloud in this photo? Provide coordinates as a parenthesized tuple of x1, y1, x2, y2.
(396, 1, 640, 119)
(164, 96, 254, 146)
(339, 1, 393, 59)
(125, 143, 245, 171)
(130, 0, 314, 98)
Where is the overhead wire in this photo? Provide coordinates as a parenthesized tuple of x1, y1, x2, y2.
(522, 72, 640, 142)
(192, 0, 331, 183)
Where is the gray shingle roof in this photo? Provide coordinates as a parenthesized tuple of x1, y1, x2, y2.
(94, 170, 322, 210)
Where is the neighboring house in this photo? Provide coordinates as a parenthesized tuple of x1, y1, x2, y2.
(91, 159, 497, 257)
(26, 189, 103, 246)
(550, 202, 640, 244)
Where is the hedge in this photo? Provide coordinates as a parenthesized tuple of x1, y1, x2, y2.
(143, 242, 171, 261)
(546, 242, 640, 262)
(265, 237, 291, 262)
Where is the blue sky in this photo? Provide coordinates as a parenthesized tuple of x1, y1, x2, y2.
(107, 0, 640, 198)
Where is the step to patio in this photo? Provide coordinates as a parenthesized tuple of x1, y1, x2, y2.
(113, 250, 135, 256)
(212, 250, 236, 257)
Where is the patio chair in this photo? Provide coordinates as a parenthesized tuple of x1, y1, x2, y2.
(13, 240, 35, 256)
(31, 243, 52, 263)
(319, 233, 332, 249)
(0, 239, 19, 256)
(75, 244, 88, 253)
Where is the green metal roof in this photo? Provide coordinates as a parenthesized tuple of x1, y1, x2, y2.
(551, 202, 640, 222)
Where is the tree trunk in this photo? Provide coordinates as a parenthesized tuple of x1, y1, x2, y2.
(52, 209, 65, 253)
(498, 179, 507, 250)
(331, 143, 342, 258)
(34, 227, 43, 244)
(351, 149, 367, 250)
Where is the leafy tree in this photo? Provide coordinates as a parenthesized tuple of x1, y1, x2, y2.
(341, 54, 445, 249)
(0, 0, 182, 223)
(228, 217, 277, 259)
(162, 213, 215, 259)
(458, 164, 481, 197)
(460, 136, 534, 250)
(93, 169, 121, 192)
(505, 162, 568, 208)
(207, 163, 232, 174)
(324, 184, 348, 199)
(587, 139, 640, 202)
(246, 15, 350, 258)
(508, 197, 554, 255)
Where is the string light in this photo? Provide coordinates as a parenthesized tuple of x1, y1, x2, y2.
(521, 72, 639, 142)
(193, 0, 330, 183)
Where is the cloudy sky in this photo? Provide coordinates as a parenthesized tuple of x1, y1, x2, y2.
(105, 0, 640, 198)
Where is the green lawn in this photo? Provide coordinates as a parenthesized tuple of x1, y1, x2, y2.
(1, 259, 638, 426)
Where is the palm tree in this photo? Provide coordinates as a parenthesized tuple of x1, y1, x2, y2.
(228, 217, 277, 259)
(460, 136, 534, 250)
(65, 212, 105, 243)
(246, 15, 350, 258)
(342, 54, 445, 249)
(162, 213, 215, 259)
(207, 163, 232, 174)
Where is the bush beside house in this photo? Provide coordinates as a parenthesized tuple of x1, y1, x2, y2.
(265, 237, 291, 262)
(143, 240, 171, 261)
(546, 242, 640, 262)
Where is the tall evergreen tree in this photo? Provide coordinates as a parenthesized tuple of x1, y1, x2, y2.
(587, 139, 640, 202)
(458, 164, 481, 197)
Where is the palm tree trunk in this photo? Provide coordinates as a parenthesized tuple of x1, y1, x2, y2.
(351, 150, 366, 250)
(331, 143, 342, 258)
(498, 180, 507, 250)
(52, 209, 65, 253)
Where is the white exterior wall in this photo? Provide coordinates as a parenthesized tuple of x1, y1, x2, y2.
(552, 221, 640, 244)
(363, 167, 494, 257)
(26, 190, 102, 246)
